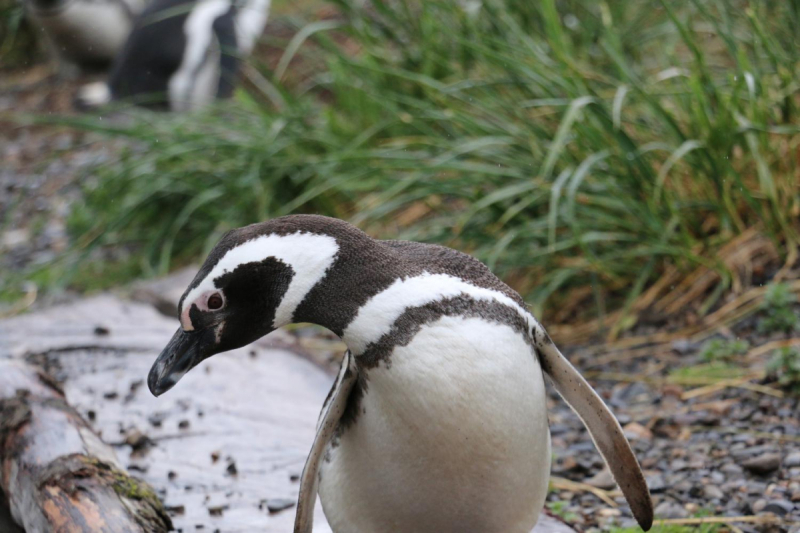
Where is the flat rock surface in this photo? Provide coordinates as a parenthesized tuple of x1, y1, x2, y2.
(0, 295, 574, 533)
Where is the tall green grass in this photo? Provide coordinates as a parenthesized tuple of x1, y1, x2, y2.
(0, 0, 41, 69)
(34, 0, 800, 328)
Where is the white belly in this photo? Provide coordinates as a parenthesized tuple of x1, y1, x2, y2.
(30, 2, 138, 63)
(319, 315, 551, 533)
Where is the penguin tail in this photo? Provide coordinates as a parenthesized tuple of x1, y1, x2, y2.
(74, 82, 112, 111)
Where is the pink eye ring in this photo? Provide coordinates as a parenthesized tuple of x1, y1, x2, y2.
(207, 293, 224, 310)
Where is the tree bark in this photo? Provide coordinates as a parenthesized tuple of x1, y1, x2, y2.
(0, 360, 173, 533)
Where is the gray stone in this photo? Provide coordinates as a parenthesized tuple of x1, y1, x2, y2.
(752, 499, 767, 513)
(584, 468, 616, 490)
(265, 498, 295, 514)
(721, 463, 743, 475)
(762, 500, 794, 516)
(784, 452, 800, 468)
(703, 485, 725, 500)
(740, 453, 782, 475)
(654, 500, 688, 519)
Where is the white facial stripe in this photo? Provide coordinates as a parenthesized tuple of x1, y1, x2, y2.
(234, 0, 271, 54)
(181, 232, 339, 330)
(342, 273, 533, 354)
(168, 0, 232, 111)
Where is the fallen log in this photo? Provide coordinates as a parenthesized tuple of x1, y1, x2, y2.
(0, 360, 172, 533)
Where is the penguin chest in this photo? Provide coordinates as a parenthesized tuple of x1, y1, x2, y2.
(319, 315, 551, 533)
(31, 2, 137, 64)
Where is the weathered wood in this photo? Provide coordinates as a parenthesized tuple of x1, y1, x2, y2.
(0, 360, 172, 533)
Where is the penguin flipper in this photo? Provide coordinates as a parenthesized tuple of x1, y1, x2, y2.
(294, 350, 357, 533)
(535, 329, 654, 531)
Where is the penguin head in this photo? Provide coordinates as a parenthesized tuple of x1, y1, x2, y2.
(147, 217, 342, 396)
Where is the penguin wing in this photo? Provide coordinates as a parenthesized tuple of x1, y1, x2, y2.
(535, 331, 654, 531)
(294, 350, 358, 533)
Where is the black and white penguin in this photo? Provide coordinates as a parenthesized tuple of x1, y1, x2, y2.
(76, 0, 270, 111)
(25, 0, 148, 74)
(147, 215, 654, 533)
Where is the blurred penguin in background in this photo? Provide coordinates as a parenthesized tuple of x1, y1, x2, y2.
(25, 0, 148, 75)
(76, 0, 271, 111)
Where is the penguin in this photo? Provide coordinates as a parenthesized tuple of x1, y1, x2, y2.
(75, 0, 270, 111)
(147, 215, 653, 533)
(25, 0, 148, 75)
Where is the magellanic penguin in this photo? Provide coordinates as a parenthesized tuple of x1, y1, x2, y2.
(147, 215, 654, 533)
(76, 0, 270, 111)
(25, 0, 148, 75)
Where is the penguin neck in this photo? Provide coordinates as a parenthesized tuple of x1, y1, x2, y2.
(287, 235, 403, 341)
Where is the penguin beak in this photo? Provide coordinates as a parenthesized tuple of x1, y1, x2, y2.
(148, 328, 216, 396)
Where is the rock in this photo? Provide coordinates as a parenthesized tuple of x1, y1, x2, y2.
(265, 499, 295, 514)
(671, 339, 696, 355)
(721, 463, 743, 475)
(148, 412, 167, 428)
(623, 422, 652, 441)
(784, 452, 800, 468)
(752, 499, 767, 513)
(131, 267, 199, 317)
(124, 429, 151, 451)
(532, 514, 578, 533)
(762, 500, 794, 516)
(654, 500, 688, 519)
(207, 504, 228, 517)
(584, 468, 615, 490)
(740, 453, 782, 475)
(703, 485, 725, 500)
(670, 459, 689, 471)
(646, 474, 666, 493)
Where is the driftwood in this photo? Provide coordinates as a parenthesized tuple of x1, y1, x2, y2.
(0, 360, 172, 533)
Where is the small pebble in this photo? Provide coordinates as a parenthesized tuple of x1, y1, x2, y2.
(740, 453, 781, 475)
(165, 505, 185, 516)
(654, 500, 688, 519)
(762, 500, 794, 516)
(207, 504, 228, 517)
(784, 452, 800, 468)
(703, 485, 724, 500)
(266, 498, 295, 514)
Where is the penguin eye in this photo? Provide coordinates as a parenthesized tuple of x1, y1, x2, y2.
(207, 293, 224, 310)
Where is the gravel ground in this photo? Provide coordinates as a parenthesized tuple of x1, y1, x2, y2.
(0, 66, 114, 281)
(546, 315, 800, 532)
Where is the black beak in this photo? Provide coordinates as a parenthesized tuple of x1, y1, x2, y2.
(148, 328, 214, 396)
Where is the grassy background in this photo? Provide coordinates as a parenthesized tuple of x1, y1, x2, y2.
(8, 0, 800, 337)
(0, 0, 41, 69)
